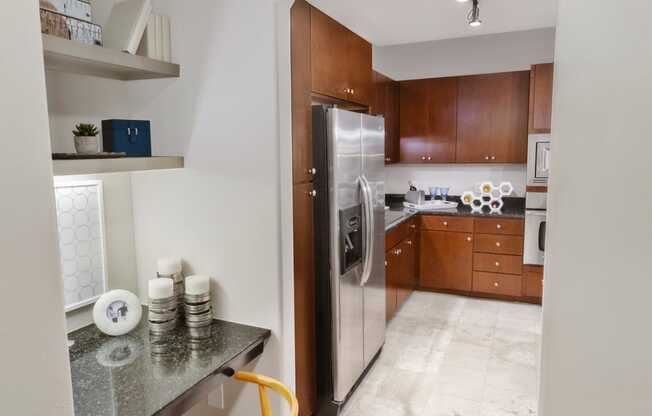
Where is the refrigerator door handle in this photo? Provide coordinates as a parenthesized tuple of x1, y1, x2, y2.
(359, 175, 374, 287)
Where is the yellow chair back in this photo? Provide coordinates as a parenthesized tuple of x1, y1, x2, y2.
(234, 371, 299, 416)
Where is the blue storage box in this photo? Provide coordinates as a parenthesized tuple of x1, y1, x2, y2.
(102, 120, 152, 157)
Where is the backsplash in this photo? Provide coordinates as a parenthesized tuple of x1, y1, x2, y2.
(384, 164, 527, 197)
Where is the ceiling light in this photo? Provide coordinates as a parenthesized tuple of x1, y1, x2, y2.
(467, 0, 482, 27)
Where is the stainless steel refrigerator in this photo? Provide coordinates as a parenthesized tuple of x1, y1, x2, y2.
(312, 106, 385, 415)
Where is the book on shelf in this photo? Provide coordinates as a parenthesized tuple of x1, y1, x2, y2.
(103, 0, 152, 54)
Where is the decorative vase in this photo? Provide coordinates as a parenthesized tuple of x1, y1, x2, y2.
(74, 135, 100, 154)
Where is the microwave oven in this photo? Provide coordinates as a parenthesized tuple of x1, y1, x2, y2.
(527, 134, 551, 187)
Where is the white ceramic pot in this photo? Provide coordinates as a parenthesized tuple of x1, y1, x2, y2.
(74, 135, 100, 154)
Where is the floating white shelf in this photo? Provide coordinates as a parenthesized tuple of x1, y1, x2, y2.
(52, 156, 184, 176)
(42, 34, 180, 80)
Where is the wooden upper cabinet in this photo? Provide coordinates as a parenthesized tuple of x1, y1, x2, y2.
(529, 63, 554, 134)
(427, 77, 458, 163)
(400, 79, 430, 163)
(310, 7, 372, 106)
(400, 78, 457, 163)
(291, 0, 313, 184)
(457, 71, 530, 164)
(373, 71, 400, 164)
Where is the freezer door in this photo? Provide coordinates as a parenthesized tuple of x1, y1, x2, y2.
(361, 113, 386, 367)
(328, 109, 365, 402)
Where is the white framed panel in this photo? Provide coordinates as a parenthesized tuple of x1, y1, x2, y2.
(54, 180, 108, 312)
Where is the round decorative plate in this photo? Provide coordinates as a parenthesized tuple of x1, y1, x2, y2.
(93, 290, 142, 336)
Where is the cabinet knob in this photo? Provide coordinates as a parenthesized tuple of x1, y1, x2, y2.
(384, 261, 388, 267)
(407, 240, 413, 245)
(309, 190, 317, 198)
(427, 156, 432, 161)
(496, 224, 502, 229)
(350, 88, 355, 95)
(491, 156, 496, 160)
(385, 157, 392, 162)
(485, 156, 490, 160)
(421, 156, 426, 161)
(409, 224, 416, 229)
(495, 262, 500, 267)
(496, 242, 501, 247)
(467, 237, 472, 242)
(308, 167, 317, 175)
(494, 282, 499, 287)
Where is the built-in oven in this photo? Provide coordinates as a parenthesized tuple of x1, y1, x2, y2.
(524, 208, 546, 265)
(527, 134, 551, 187)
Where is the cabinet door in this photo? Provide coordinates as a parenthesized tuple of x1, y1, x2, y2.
(420, 231, 473, 291)
(457, 72, 530, 163)
(311, 7, 351, 101)
(385, 80, 400, 164)
(426, 77, 458, 163)
(529, 63, 554, 134)
(292, 182, 317, 416)
(291, 0, 314, 184)
(397, 236, 417, 308)
(400, 79, 430, 163)
(385, 249, 398, 322)
(347, 30, 373, 106)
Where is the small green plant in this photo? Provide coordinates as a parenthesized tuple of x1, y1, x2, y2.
(72, 123, 99, 137)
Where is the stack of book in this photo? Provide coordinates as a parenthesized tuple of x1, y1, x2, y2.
(102, 0, 172, 62)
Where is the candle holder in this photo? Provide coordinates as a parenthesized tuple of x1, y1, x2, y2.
(184, 275, 212, 336)
(148, 278, 177, 334)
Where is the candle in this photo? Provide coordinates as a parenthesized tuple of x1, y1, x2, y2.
(149, 277, 174, 299)
(185, 275, 210, 295)
(157, 257, 182, 276)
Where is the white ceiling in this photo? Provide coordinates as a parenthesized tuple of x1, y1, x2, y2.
(308, 0, 558, 46)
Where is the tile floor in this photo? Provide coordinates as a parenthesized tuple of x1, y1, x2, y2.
(341, 291, 542, 416)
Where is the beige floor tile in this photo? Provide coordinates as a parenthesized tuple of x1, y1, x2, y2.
(424, 394, 483, 416)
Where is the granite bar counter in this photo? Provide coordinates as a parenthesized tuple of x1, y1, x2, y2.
(385, 194, 525, 232)
(68, 307, 271, 416)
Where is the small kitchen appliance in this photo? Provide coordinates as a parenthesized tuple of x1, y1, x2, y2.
(524, 134, 551, 265)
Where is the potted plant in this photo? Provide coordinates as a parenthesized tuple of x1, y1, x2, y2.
(73, 123, 100, 154)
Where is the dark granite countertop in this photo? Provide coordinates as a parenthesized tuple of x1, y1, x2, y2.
(385, 194, 525, 233)
(69, 307, 271, 416)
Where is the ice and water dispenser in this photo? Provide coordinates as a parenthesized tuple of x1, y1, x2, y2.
(338, 205, 363, 275)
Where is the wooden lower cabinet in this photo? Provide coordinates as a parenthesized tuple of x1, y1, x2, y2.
(523, 265, 544, 301)
(292, 183, 316, 416)
(385, 225, 418, 322)
(473, 272, 522, 297)
(420, 231, 473, 292)
(385, 248, 399, 322)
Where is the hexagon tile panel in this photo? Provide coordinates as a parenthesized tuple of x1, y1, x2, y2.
(54, 181, 107, 311)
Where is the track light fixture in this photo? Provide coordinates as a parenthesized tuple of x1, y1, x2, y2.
(467, 0, 482, 27)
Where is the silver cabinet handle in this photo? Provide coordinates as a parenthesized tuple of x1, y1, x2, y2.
(467, 237, 472, 242)
(427, 156, 432, 161)
(350, 88, 355, 95)
(407, 240, 413, 246)
(127, 127, 131, 135)
(309, 190, 317, 198)
(384, 261, 388, 267)
(485, 156, 490, 160)
(308, 167, 317, 175)
(491, 156, 496, 160)
(135, 128, 139, 135)
(421, 156, 426, 161)
(385, 157, 392, 162)
(443, 221, 448, 226)
(496, 242, 501, 247)
(409, 224, 416, 229)
(495, 262, 501, 267)
(496, 224, 502, 229)
(494, 282, 499, 287)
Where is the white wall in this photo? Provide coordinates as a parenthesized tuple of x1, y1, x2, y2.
(127, 1, 292, 415)
(374, 29, 556, 197)
(385, 164, 527, 197)
(373, 27, 555, 81)
(0, 1, 73, 415)
(540, 1, 652, 415)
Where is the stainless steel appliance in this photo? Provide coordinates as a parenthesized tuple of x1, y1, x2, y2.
(524, 134, 551, 266)
(527, 134, 551, 187)
(312, 106, 385, 415)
